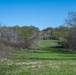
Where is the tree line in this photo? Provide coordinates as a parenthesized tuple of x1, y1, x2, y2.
(0, 25, 39, 48)
(0, 11, 76, 58)
(0, 25, 39, 58)
(42, 11, 76, 52)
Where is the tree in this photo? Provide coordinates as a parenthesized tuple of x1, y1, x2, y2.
(65, 12, 76, 27)
(52, 26, 69, 40)
(65, 11, 76, 51)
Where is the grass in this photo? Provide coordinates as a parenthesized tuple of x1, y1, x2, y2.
(0, 40, 76, 75)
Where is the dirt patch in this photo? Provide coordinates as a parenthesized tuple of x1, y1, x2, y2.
(8, 61, 42, 65)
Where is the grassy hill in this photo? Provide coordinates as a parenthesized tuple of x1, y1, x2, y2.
(0, 40, 76, 75)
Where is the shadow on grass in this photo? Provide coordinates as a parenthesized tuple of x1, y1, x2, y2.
(51, 45, 63, 48)
(36, 45, 75, 54)
(29, 43, 76, 60)
(29, 57, 76, 60)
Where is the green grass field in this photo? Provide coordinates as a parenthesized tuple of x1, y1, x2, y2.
(0, 40, 76, 75)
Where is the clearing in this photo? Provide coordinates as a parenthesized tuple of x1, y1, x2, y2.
(0, 40, 76, 75)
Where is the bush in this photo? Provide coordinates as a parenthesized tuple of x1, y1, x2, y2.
(0, 43, 9, 59)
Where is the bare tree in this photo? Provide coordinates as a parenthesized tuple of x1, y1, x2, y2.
(65, 11, 76, 51)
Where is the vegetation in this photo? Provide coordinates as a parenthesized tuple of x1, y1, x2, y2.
(1, 11, 76, 75)
(0, 25, 39, 58)
(65, 12, 76, 51)
(42, 11, 76, 52)
(0, 40, 76, 75)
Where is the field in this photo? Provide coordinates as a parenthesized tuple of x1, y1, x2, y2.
(0, 40, 76, 75)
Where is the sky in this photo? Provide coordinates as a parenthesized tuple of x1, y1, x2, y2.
(0, 0, 76, 30)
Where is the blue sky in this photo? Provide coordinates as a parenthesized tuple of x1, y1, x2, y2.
(0, 0, 76, 30)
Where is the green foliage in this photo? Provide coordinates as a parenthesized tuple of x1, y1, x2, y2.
(0, 25, 39, 48)
(12, 25, 39, 40)
(63, 11, 76, 51)
(42, 26, 70, 41)
(52, 26, 70, 40)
